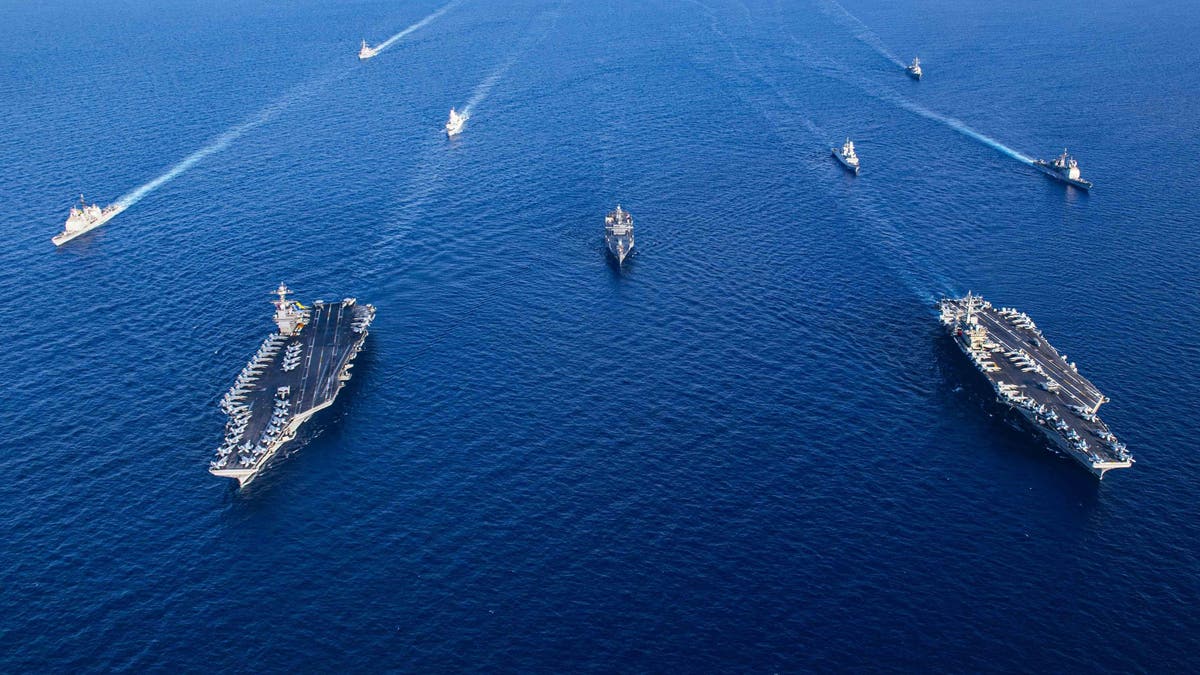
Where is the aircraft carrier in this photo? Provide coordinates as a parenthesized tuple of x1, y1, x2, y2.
(939, 293, 1133, 478)
(210, 284, 375, 487)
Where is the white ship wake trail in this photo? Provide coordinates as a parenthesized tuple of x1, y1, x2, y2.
(461, 66, 508, 117)
(116, 4, 459, 211)
(815, 0, 905, 68)
(792, 40, 1033, 164)
(361, 5, 563, 274)
(888, 98, 1033, 164)
(373, 0, 463, 55)
(116, 71, 342, 210)
(685, 0, 825, 138)
(687, 2, 945, 302)
(461, 5, 561, 116)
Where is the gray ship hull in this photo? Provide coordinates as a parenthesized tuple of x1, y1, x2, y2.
(606, 233, 634, 265)
(1032, 161, 1092, 190)
(831, 149, 859, 175)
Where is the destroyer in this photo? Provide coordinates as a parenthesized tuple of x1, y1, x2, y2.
(604, 205, 635, 265)
(52, 195, 124, 246)
(1033, 149, 1093, 190)
(906, 56, 923, 80)
(210, 284, 375, 487)
(939, 293, 1132, 478)
(832, 138, 860, 175)
(358, 40, 379, 60)
(445, 108, 467, 137)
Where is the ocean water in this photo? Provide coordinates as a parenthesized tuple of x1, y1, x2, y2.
(2, 0, 1199, 670)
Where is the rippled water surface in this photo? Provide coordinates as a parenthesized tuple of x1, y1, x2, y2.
(2, 0, 1199, 670)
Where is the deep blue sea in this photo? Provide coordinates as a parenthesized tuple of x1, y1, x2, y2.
(3, 0, 1199, 670)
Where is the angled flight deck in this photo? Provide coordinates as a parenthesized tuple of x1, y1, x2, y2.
(210, 284, 375, 487)
(939, 293, 1132, 477)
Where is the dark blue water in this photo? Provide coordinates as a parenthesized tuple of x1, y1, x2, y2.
(3, 0, 1199, 670)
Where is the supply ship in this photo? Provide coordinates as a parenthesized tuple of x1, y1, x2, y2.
(604, 205, 635, 264)
(832, 138, 860, 175)
(1033, 149, 1093, 190)
(939, 293, 1132, 478)
(52, 195, 125, 246)
(358, 40, 379, 60)
(906, 56, 923, 80)
(210, 284, 375, 487)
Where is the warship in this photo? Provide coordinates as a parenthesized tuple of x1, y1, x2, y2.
(210, 284, 375, 488)
(604, 205, 635, 265)
(445, 108, 467, 137)
(358, 40, 379, 60)
(939, 293, 1132, 478)
(52, 195, 124, 246)
(1033, 149, 1093, 190)
(906, 56, 923, 80)
(832, 138, 860, 175)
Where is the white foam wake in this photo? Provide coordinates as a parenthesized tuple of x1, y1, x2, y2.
(889, 97, 1033, 164)
(458, 5, 561, 117)
(461, 60, 511, 117)
(116, 75, 333, 209)
(794, 42, 1033, 164)
(114, 2, 461, 211)
(817, 0, 905, 68)
(374, 0, 462, 54)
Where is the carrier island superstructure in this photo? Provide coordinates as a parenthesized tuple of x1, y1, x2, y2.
(939, 293, 1132, 478)
(210, 284, 375, 487)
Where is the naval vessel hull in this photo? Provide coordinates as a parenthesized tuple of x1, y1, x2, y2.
(52, 207, 125, 246)
(1032, 162, 1092, 190)
(211, 297, 375, 487)
(831, 150, 859, 175)
(906, 69, 921, 80)
(938, 296, 1131, 479)
(945, 336, 1114, 477)
(605, 234, 633, 265)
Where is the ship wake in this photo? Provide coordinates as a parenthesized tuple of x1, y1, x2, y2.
(115, 3, 460, 212)
(891, 98, 1034, 164)
(460, 5, 561, 117)
(116, 73, 337, 210)
(816, 0, 905, 68)
(688, 5, 953, 303)
(373, 0, 463, 55)
(794, 43, 1034, 165)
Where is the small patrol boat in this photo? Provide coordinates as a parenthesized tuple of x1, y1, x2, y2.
(445, 108, 467, 137)
(52, 195, 125, 246)
(906, 56, 922, 80)
(1033, 149, 1093, 190)
(831, 138, 860, 175)
(604, 205, 635, 265)
(358, 40, 379, 60)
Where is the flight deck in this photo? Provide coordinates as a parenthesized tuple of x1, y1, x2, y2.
(939, 294, 1132, 477)
(210, 284, 375, 487)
